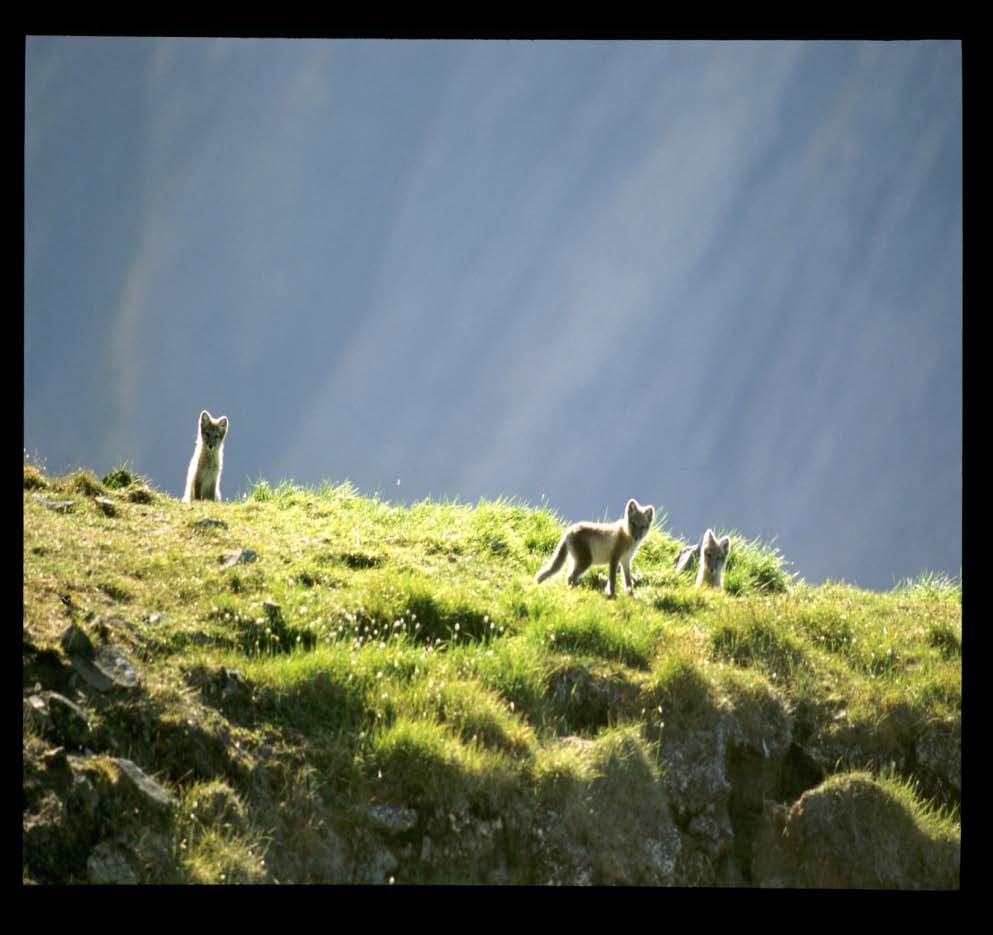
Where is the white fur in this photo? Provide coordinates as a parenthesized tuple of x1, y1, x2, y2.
(696, 528, 731, 589)
(183, 410, 228, 502)
(534, 498, 655, 598)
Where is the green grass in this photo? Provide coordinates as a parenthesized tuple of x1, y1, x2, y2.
(22, 466, 961, 884)
(642, 651, 717, 729)
(816, 767, 960, 857)
(719, 531, 796, 595)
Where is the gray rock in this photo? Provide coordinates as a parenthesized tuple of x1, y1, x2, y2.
(193, 665, 252, 706)
(655, 680, 795, 884)
(70, 656, 115, 692)
(194, 518, 228, 529)
(688, 808, 734, 859)
(364, 804, 418, 834)
(60, 623, 95, 659)
(365, 844, 399, 884)
(34, 496, 76, 513)
(93, 644, 140, 689)
(70, 643, 140, 692)
(129, 832, 175, 884)
(486, 866, 510, 885)
(43, 692, 91, 748)
(42, 745, 70, 776)
(87, 841, 138, 885)
(751, 802, 791, 887)
(68, 765, 100, 821)
(914, 719, 961, 797)
(24, 694, 54, 732)
(642, 833, 681, 881)
(94, 496, 117, 517)
(660, 721, 733, 820)
(315, 826, 350, 883)
(110, 758, 176, 820)
(218, 667, 251, 704)
(221, 549, 258, 568)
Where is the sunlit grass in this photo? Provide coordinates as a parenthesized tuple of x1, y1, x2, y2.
(23, 466, 961, 883)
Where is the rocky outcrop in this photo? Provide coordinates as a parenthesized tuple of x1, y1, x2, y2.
(655, 678, 794, 885)
(751, 774, 959, 889)
(23, 624, 960, 886)
(23, 738, 178, 884)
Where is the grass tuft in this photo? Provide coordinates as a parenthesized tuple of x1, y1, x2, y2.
(720, 532, 796, 595)
(894, 571, 962, 602)
(24, 463, 49, 490)
(55, 470, 107, 497)
(102, 462, 147, 490)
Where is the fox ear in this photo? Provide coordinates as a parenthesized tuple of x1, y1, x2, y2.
(719, 536, 731, 556)
(217, 416, 229, 431)
(200, 410, 211, 429)
(626, 499, 637, 515)
(704, 528, 716, 544)
(675, 545, 697, 573)
(645, 506, 655, 525)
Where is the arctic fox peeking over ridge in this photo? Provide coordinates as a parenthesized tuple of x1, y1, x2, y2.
(675, 528, 731, 589)
(183, 410, 228, 503)
(534, 498, 655, 598)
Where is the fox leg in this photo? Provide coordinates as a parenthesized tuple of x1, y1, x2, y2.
(606, 559, 620, 598)
(567, 540, 592, 586)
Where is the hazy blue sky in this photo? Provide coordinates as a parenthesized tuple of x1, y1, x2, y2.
(24, 37, 962, 591)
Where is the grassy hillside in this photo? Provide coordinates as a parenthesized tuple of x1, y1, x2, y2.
(22, 464, 961, 886)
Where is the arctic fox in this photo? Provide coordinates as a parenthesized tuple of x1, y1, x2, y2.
(674, 529, 731, 589)
(534, 499, 655, 598)
(183, 410, 229, 503)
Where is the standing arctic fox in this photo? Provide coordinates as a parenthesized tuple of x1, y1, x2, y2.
(675, 529, 731, 589)
(183, 410, 229, 502)
(534, 499, 655, 598)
